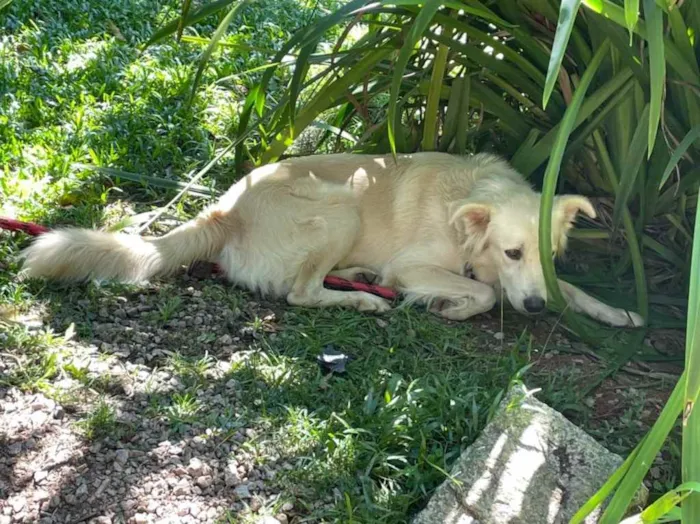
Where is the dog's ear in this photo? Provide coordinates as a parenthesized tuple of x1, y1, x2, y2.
(450, 202, 492, 251)
(552, 195, 596, 255)
(554, 195, 596, 226)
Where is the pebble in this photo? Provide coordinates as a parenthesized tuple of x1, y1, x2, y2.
(115, 449, 129, 464)
(281, 502, 294, 512)
(493, 331, 505, 340)
(258, 517, 282, 524)
(196, 475, 213, 489)
(234, 484, 252, 499)
(33, 470, 48, 483)
(187, 457, 205, 476)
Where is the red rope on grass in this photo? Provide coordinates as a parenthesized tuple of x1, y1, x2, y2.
(0, 217, 399, 300)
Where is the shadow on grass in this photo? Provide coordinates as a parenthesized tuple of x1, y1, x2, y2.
(0, 273, 528, 523)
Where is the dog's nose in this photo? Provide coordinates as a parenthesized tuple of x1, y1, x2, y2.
(523, 296, 546, 314)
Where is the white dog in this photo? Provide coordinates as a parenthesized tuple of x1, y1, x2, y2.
(20, 152, 643, 327)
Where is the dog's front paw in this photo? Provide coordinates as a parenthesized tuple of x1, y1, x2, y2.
(625, 310, 645, 328)
(608, 309, 645, 328)
(357, 293, 391, 314)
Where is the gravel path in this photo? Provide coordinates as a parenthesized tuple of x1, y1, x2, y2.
(1, 276, 295, 524)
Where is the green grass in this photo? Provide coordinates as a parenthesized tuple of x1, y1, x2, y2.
(76, 398, 118, 439)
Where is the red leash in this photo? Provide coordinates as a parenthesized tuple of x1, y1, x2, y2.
(0, 217, 398, 301)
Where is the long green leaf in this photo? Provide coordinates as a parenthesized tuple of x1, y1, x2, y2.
(624, 0, 639, 44)
(539, 40, 611, 310)
(189, 0, 249, 104)
(262, 47, 393, 163)
(542, 0, 583, 109)
(520, 68, 635, 176)
(439, 73, 465, 151)
(600, 372, 685, 523)
(642, 0, 665, 159)
(571, 439, 644, 523)
(454, 74, 471, 155)
(682, 174, 700, 521)
(613, 104, 650, 227)
(637, 482, 700, 522)
(658, 125, 700, 189)
(592, 131, 649, 321)
(422, 41, 450, 151)
(387, 0, 442, 156)
(145, 0, 234, 47)
(176, 0, 193, 42)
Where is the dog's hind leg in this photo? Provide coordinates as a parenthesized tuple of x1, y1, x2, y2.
(392, 265, 496, 320)
(557, 279, 644, 327)
(285, 207, 390, 314)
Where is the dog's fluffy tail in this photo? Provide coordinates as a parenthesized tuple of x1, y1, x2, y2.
(19, 209, 237, 282)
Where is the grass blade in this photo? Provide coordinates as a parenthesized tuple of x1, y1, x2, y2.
(70, 164, 220, 198)
(658, 125, 700, 189)
(642, 0, 665, 159)
(189, 0, 250, 104)
(388, 0, 442, 156)
(542, 0, 583, 109)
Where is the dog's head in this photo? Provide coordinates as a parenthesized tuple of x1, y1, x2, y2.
(451, 193, 596, 315)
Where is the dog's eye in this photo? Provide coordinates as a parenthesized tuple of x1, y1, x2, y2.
(505, 249, 522, 260)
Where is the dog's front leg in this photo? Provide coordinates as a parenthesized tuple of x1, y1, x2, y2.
(557, 279, 644, 327)
(393, 266, 497, 321)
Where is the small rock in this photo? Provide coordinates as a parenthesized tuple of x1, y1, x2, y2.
(281, 502, 294, 512)
(234, 484, 251, 499)
(89, 517, 112, 524)
(196, 475, 213, 489)
(9, 496, 25, 513)
(187, 457, 205, 476)
(258, 518, 281, 524)
(275, 514, 288, 524)
(33, 489, 50, 502)
(76, 483, 88, 497)
(173, 480, 190, 496)
(115, 449, 129, 464)
(33, 470, 48, 483)
(493, 331, 504, 340)
(225, 464, 242, 487)
(132, 513, 149, 524)
(7, 443, 22, 456)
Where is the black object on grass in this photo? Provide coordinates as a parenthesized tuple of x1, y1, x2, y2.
(317, 345, 351, 374)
